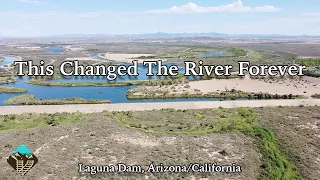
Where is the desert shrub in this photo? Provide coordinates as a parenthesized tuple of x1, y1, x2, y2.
(311, 93, 320, 99)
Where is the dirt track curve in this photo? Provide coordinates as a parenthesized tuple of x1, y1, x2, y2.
(0, 99, 320, 115)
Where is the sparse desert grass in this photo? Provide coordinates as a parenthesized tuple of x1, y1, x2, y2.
(0, 107, 315, 179)
(109, 108, 303, 179)
(5, 94, 111, 105)
(255, 106, 320, 180)
(111, 108, 258, 134)
(0, 111, 260, 180)
(0, 112, 85, 131)
(0, 86, 28, 93)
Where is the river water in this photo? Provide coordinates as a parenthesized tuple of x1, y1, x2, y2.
(0, 51, 245, 106)
(45, 47, 65, 53)
(196, 50, 225, 58)
(0, 55, 15, 66)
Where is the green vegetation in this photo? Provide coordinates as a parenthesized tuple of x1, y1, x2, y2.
(27, 76, 188, 87)
(247, 50, 263, 59)
(246, 49, 278, 61)
(296, 58, 320, 77)
(311, 93, 320, 99)
(27, 79, 148, 87)
(0, 57, 4, 63)
(252, 125, 303, 179)
(296, 58, 320, 67)
(303, 69, 320, 78)
(0, 113, 84, 131)
(112, 108, 259, 134)
(111, 108, 303, 179)
(0, 77, 17, 85)
(5, 94, 111, 105)
(137, 55, 157, 59)
(155, 47, 223, 59)
(226, 48, 247, 57)
(0, 86, 28, 93)
(127, 87, 301, 100)
(127, 90, 249, 100)
(92, 61, 121, 67)
(160, 47, 249, 59)
(0, 74, 14, 77)
(0, 106, 307, 179)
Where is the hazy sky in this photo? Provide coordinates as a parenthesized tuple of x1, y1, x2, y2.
(1, 0, 319, 37)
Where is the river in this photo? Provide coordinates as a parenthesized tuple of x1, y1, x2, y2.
(196, 50, 225, 58)
(0, 55, 16, 67)
(0, 54, 244, 106)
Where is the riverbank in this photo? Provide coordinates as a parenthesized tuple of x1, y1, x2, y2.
(126, 75, 314, 100)
(127, 87, 301, 100)
(26, 76, 188, 87)
(0, 99, 319, 115)
(0, 87, 28, 93)
(5, 94, 111, 105)
(0, 77, 17, 84)
(0, 55, 22, 72)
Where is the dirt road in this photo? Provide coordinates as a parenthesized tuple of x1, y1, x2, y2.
(0, 99, 319, 115)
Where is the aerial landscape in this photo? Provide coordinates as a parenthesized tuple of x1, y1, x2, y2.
(0, 0, 320, 179)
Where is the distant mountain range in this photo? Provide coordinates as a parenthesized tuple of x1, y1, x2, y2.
(1, 32, 320, 39)
(43, 32, 320, 39)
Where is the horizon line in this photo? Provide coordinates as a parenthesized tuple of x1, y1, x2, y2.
(1, 31, 320, 39)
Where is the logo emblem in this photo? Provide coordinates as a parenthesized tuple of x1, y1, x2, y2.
(7, 144, 38, 176)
